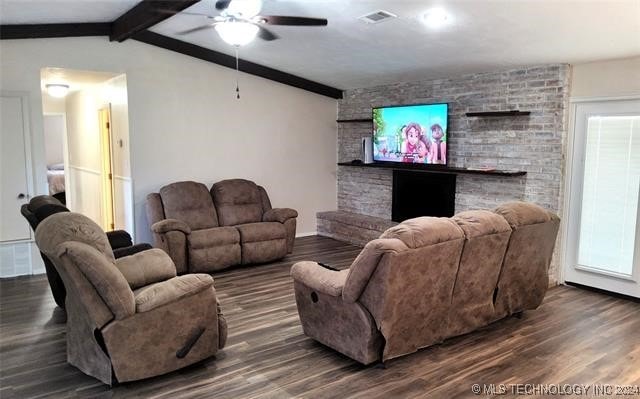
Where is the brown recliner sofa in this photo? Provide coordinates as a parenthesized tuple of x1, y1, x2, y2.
(291, 201, 559, 364)
(35, 212, 227, 385)
(147, 179, 297, 273)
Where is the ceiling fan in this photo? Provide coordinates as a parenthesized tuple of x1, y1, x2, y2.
(161, 0, 328, 47)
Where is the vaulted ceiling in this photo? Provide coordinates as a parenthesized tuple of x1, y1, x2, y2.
(2, 0, 639, 90)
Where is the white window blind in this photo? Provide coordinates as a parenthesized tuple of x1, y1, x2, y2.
(577, 116, 640, 276)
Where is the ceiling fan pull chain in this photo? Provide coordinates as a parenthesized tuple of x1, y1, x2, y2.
(235, 46, 240, 99)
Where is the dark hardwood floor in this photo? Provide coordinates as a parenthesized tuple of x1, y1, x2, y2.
(1, 236, 639, 398)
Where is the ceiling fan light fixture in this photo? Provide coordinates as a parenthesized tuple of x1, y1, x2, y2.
(215, 21, 259, 46)
(45, 83, 70, 98)
(423, 7, 450, 28)
(226, 0, 262, 18)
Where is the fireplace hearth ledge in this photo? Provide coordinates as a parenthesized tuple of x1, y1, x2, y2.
(317, 211, 398, 247)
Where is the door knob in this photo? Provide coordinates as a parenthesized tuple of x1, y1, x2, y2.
(17, 193, 26, 199)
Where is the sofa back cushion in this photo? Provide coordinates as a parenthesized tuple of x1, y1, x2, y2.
(35, 212, 115, 261)
(492, 202, 560, 319)
(359, 217, 465, 361)
(59, 241, 135, 320)
(210, 179, 264, 226)
(448, 210, 512, 336)
(20, 195, 68, 230)
(159, 181, 219, 230)
(146, 192, 165, 227)
(35, 212, 119, 326)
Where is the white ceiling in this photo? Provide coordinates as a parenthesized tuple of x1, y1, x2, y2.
(0, 0, 140, 24)
(3, 0, 640, 89)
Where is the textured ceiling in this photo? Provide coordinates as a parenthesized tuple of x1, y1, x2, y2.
(0, 0, 140, 24)
(3, 0, 640, 89)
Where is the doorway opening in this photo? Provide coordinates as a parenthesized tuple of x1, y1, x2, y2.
(98, 106, 116, 231)
(40, 67, 134, 236)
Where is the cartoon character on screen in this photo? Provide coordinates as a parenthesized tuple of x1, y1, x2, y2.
(400, 123, 429, 163)
(429, 123, 447, 164)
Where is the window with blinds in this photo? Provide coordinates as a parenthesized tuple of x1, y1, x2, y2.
(577, 116, 640, 276)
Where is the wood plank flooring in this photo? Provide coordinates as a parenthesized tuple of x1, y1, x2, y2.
(1, 236, 639, 398)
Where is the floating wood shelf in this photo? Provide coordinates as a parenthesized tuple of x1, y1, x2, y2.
(465, 110, 531, 117)
(336, 118, 373, 123)
(337, 162, 527, 177)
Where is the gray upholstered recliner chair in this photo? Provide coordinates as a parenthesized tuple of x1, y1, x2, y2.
(21, 194, 152, 309)
(35, 212, 227, 385)
(291, 202, 559, 365)
(147, 179, 297, 273)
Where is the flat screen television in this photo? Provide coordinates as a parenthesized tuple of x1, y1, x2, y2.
(372, 103, 448, 165)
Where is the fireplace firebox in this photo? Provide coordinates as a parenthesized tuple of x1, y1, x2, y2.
(392, 170, 456, 222)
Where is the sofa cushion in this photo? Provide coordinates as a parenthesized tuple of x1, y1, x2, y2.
(115, 248, 177, 289)
(448, 210, 512, 336)
(452, 210, 512, 238)
(493, 201, 557, 228)
(236, 222, 286, 243)
(160, 181, 219, 230)
(380, 216, 464, 249)
(241, 239, 287, 264)
(211, 179, 264, 226)
(189, 227, 240, 248)
(188, 227, 241, 272)
(133, 274, 214, 313)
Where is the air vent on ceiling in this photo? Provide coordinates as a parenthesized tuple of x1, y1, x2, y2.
(359, 10, 397, 24)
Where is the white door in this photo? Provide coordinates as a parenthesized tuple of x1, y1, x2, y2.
(0, 94, 33, 243)
(564, 99, 640, 298)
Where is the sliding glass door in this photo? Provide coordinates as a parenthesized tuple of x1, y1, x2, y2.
(564, 99, 640, 298)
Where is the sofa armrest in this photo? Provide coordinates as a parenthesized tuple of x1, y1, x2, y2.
(106, 230, 133, 249)
(290, 261, 348, 297)
(263, 208, 298, 223)
(115, 248, 177, 289)
(113, 243, 153, 259)
(151, 219, 191, 235)
(134, 274, 214, 313)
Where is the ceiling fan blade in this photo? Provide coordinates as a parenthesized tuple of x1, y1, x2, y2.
(215, 0, 232, 10)
(255, 25, 279, 41)
(260, 16, 328, 26)
(177, 23, 217, 35)
(157, 9, 214, 18)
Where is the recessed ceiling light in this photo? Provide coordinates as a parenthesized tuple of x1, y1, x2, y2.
(423, 8, 450, 28)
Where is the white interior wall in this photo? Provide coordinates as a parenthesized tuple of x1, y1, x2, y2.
(42, 115, 64, 166)
(64, 86, 106, 227)
(570, 56, 640, 98)
(0, 37, 338, 257)
(105, 74, 134, 234)
(42, 92, 65, 114)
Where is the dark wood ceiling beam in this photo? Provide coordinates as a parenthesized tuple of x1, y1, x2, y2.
(132, 31, 343, 99)
(0, 23, 111, 39)
(110, 0, 201, 42)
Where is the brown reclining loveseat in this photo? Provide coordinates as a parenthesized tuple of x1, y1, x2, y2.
(291, 202, 560, 364)
(147, 179, 297, 273)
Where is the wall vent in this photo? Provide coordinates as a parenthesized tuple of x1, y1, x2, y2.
(358, 10, 397, 24)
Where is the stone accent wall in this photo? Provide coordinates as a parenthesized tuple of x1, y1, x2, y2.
(336, 64, 570, 281)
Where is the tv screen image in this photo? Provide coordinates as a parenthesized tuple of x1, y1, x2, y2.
(372, 103, 448, 165)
